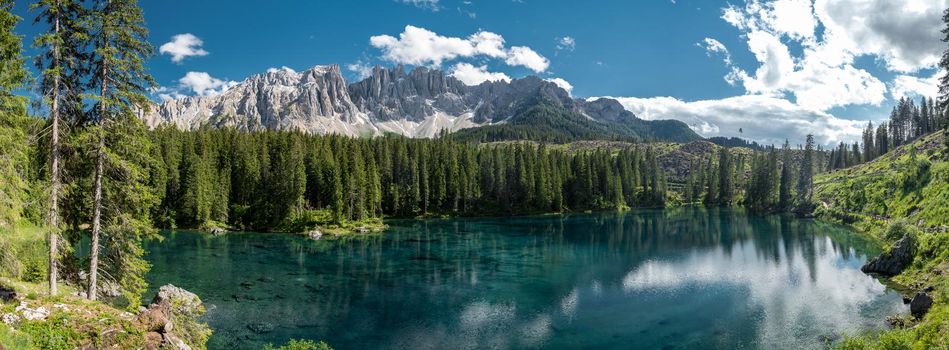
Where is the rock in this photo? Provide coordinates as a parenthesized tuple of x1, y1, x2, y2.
(0, 286, 16, 302)
(886, 315, 907, 328)
(137, 307, 169, 332)
(163, 333, 193, 350)
(247, 322, 275, 334)
(306, 229, 323, 240)
(15, 302, 49, 321)
(1, 313, 19, 324)
(140, 285, 208, 350)
(209, 227, 227, 236)
(152, 284, 203, 317)
(910, 292, 934, 319)
(355, 227, 370, 234)
(144, 331, 164, 350)
(861, 234, 915, 276)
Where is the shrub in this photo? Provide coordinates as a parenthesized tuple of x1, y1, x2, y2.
(264, 339, 334, 350)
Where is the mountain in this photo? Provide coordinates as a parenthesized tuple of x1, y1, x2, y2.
(143, 64, 701, 142)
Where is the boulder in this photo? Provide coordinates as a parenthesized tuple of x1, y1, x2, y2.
(0, 286, 16, 302)
(306, 229, 323, 240)
(209, 227, 227, 236)
(861, 234, 915, 276)
(139, 285, 207, 350)
(152, 284, 203, 317)
(910, 292, 934, 319)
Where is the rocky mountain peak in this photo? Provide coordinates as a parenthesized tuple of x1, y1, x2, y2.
(142, 63, 699, 142)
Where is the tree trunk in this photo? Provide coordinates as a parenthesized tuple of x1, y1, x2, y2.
(88, 61, 108, 301)
(48, 10, 61, 296)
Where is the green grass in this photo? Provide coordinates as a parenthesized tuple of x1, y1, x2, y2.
(0, 223, 48, 282)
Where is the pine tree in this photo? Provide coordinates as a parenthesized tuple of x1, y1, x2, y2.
(778, 140, 792, 210)
(795, 134, 815, 214)
(86, 0, 155, 304)
(717, 148, 733, 206)
(0, 0, 29, 228)
(31, 0, 88, 296)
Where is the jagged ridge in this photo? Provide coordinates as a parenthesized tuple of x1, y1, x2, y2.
(143, 64, 701, 142)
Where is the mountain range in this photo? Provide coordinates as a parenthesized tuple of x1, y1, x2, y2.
(143, 64, 701, 143)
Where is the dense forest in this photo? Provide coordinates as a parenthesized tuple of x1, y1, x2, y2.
(148, 128, 668, 231)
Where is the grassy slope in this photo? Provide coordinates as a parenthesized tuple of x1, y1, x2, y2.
(814, 131, 949, 349)
(0, 225, 168, 349)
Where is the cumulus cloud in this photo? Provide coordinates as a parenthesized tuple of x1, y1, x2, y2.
(815, 0, 946, 73)
(545, 78, 573, 95)
(159, 34, 209, 63)
(450, 63, 511, 85)
(397, 0, 439, 11)
(594, 95, 864, 146)
(504, 46, 550, 73)
(717, 0, 945, 112)
(178, 72, 238, 96)
(370, 25, 549, 72)
(890, 71, 942, 99)
(556, 36, 576, 51)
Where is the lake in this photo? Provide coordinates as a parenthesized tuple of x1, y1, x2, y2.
(143, 207, 906, 349)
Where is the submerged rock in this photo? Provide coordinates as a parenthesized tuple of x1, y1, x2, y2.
(861, 234, 915, 276)
(247, 322, 275, 334)
(910, 292, 934, 319)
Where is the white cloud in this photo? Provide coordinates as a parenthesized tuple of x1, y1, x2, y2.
(717, 0, 925, 111)
(369, 25, 549, 72)
(505, 46, 550, 73)
(890, 71, 942, 99)
(397, 0, 439, 11)
(178, 72, 238, 96)
(469, 31, 508, 58)
(346, 62, 374, 80)
(556, 36, 576, 51)
(595, 95, 864, 146)
(150, 86, 186, 102)
(450, 63, 511, 85)
(266, 66, 296, 74)
(545, 78, 573, 95)
(159, 34, 209, 63)
(699, 38, 731, 65)
(814, 0, 947, 73)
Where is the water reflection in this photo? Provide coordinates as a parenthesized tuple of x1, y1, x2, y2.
(144, 207, 905, 350)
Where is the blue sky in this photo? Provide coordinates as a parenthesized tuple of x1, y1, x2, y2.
(10, 0, 948, 145)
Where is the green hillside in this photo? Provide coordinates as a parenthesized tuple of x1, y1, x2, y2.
(814, 131, 949, 349)
(452, 101, 701, 143)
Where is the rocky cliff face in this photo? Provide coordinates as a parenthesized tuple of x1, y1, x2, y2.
(144, 65, 375, 136)
(144, 64, 699, 140)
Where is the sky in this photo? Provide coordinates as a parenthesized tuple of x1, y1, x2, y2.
(9, 0, 949, 146)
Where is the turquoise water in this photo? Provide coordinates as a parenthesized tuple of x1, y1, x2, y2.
(143, 208, 906, 349)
